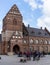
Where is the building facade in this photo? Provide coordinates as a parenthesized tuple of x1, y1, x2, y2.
(0, 4, 50, 54)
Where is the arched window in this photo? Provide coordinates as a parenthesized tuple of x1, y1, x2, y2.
(35, 39, 38, 44)
(48, 40, 50, 44)
(24, 40, 27, 44)
(16, 36, 17, 38)
(30, 39, 33, 44)
(15, 31, 18, 35)
(44, 40, 48, 44)
(40, 39, 43, 44)
(13, 36, 15, 38)
(18, 36, 21, 38)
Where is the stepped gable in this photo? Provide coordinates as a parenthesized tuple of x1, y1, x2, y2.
(8, 4, 21, 15)
(3, 4, 22, 20)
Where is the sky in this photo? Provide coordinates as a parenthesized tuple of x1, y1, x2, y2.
(0, 0, 50, 33)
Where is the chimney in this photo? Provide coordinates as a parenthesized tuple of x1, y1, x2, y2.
(28, 24, 30, 28)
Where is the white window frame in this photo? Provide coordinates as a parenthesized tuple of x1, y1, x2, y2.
(24, 40, 27, 44)
(30, 39, 33, 44)
(45, 40, 48, 44)
(49, 41, 50, 44)
(35, 39, 38, 44)
(40, 39, 43, 44)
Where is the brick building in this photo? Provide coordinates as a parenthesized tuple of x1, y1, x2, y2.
(0, 4, 50, 54)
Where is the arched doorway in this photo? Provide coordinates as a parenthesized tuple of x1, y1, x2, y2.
(13, 45, 20, 54)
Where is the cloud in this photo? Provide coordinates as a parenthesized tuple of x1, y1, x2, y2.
(23, 19, 28, 26)
(42, 0, 50, 16)
(24, 0, 42, 10)
(37, 15, 50, 30)
(24, 0, 50, 32)
(37, 0, 50, 31)
(23, 19, 33, 26)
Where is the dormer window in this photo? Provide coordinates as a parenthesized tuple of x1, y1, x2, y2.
(45, 33, 47, 35)
(31, 31, 34, 34)
(38, 32, 41, 35)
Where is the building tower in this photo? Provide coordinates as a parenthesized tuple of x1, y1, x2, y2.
(2, 4, 23, 54)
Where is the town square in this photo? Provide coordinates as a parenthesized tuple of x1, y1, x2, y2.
(0, 0, 50, 65)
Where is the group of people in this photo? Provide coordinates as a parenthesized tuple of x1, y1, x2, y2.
(18, 50, 45, 62)
(33, 50, 41, 61)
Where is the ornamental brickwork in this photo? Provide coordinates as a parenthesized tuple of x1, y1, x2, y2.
(0, 4, 50, 54)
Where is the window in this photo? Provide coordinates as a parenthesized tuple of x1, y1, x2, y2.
(35, 39, 38, 44)
(16, 36, 17, 38)
(7, 17, 10, 19)
(30, 39, 33, 44)
(38, 32, 41, 35)
(45, 33, 47, 35)
(44, 40, 48, 44)
(13, 18, 17, 25)
(40, 39, 43, 44)
(49, 41, 50, 44)
(31, 31, 35, 34)
(18, 36, 21, 38)
(13, 36, 15, 38)
(14, 11, 16, 14)
(24, 40, 27, 44)
(15, 31, 18, 35)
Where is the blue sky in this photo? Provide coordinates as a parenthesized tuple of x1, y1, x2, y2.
(0, 0, 50, 33)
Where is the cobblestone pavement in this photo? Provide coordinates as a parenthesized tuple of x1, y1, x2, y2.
(0, 55, 50, 65)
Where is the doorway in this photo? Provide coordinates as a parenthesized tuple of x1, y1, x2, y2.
(13, 45, 20, 54)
